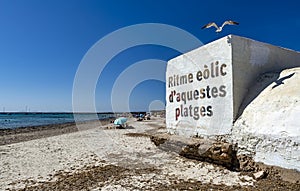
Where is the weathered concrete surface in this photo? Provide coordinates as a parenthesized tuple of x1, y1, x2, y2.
(166, 35, 300, 171)
(232, 67, 300, 171)
(166, 35, 300, 136)
(166, 37, 233, 136)
(231, 36, 300, 119)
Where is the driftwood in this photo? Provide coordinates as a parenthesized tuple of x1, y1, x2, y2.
(150, 133, 239, 170)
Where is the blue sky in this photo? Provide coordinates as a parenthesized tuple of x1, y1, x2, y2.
(0, 0, 299, 112)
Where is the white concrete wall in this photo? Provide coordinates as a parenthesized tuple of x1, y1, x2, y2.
(166, 35, 300, 170)
(232, 67, 300, 171)
(166, 37, 233, 136)
(230, 35, 300, 119)
(167, 35, 300, 135)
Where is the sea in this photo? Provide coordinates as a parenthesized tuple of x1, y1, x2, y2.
(0, 112, 115, 129)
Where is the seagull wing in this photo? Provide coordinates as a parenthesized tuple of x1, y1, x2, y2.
(221, 20, 239, 28)
(201, 22, 218, 29)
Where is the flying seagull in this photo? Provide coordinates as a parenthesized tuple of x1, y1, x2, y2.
(202, 20, 239, 33)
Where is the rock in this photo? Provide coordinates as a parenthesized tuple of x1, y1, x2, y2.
(150, 134, 169, 146)
(253, 170, 268, 180)
(237, 155, 258, 172)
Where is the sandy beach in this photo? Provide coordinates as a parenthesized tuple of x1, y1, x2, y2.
(1, 117, 299, 190)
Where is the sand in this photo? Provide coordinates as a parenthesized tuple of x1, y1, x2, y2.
(0, 117, 299, 190)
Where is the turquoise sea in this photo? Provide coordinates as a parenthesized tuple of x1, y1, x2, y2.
(0, 112, 115, 129)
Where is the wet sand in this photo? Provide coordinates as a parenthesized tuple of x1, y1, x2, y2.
(0, 117, 299, 190)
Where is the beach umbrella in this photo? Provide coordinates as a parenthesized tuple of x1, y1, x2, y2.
(114, 117, 127, 125)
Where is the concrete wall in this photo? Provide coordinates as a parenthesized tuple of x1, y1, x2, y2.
(230, 35, 300, 119)
(231, 67, 300, 171)
(167, 35, 300, 135)
(166, 35, 300, 170)
(166, 37, 233, 136)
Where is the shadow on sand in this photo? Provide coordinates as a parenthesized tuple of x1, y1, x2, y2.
(116, 125, 135, 129)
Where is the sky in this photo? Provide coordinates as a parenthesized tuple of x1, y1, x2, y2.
(0, 0, 299, 112)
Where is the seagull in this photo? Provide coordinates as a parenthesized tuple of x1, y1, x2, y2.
(202, 20, 239, 33)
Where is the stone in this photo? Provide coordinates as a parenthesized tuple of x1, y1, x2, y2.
(237, 155, 257, 172)
(150, 133, 169, 146)
(253, 170, 268, 180)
